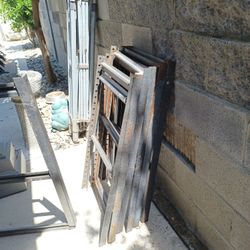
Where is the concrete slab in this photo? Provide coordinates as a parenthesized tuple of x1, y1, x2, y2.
(0, 98, 25, 150)
(0, 144, 187, 250)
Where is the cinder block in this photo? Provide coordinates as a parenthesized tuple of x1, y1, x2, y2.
(196, 138, 250, 223)
(205, 38, 250, 108)
(152, 28, 174, 59)
(158, 136, 244, 248)
(171, 31, 250, 108)
(0, 142, 15, 173)
(156, 167, 197, 229)
(96, 20, 122, 49)
(175, 154, 233, 241)
(175, 0, 250, 40)
(122, 24, 152, 54)
(161, 140, 237, 240)
(174, 81, 248, 164)
(108, 0, 174, 29)
(97, 0, 110, 20)
(170, 31, 206, 87)
(196, 210, 234, 250)
(231, 214, 250, 250)
(191, 177, 233, 241)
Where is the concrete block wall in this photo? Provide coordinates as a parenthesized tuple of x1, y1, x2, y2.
(96, 1, 250, 249)
(39, 0, 67, 70)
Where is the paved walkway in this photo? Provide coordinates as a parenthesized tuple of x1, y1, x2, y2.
(0, 40, 187, 250)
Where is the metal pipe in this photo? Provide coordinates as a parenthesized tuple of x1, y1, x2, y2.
(99, 114, 120, 145)
(123, 48, 157, 67)
(0, 171, 50, 184)
(77, 0, 83, 119)
(71, 3, 78, 119)
(92, 179, 107, 214)
(89, 0, 97, 114)
(67, 0, 72, 115)
(129, 47, 165, 63)
(0, 223, 70, 237)
(85, 1, 90, 120)
(101, 62, 131, 89)
(99, 74, 127, 103)
(114, 51, 144, 75)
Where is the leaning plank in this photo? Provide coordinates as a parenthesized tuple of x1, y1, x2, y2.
(124, 52, 168, 231)
(122, 48, 175, 228)
(117, 66, 156, 234)
(91, 135, 112, 173)
(105, 68, 155, 244)
(141, 60, 175, 223)
(13, 76, 76, 227)
(123, 66, 156, 232)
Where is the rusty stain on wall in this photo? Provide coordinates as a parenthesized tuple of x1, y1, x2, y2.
(164, 113, 196, 166)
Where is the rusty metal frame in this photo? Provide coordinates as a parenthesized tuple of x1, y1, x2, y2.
(82, 47, 173, 246)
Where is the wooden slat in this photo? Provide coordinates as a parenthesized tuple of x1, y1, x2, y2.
(100, 114, 119, 145)
(119, 66, 156, 233)
(105, 67, 156, 244)
(100, 73, 127, 103)
(123, 48, 175, 231)
(141, 60, 176, 223)
(92, 178, 107, 214)
(101, 62, 130, 90)
(91, 135, 112, 173)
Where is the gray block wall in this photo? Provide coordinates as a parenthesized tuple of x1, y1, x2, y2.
(38, 1, 250, 248)
(96, 1, 250, 249)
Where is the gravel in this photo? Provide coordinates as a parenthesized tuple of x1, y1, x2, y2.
(22, 41, 68, 97)
(20, 40, 83, 150)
